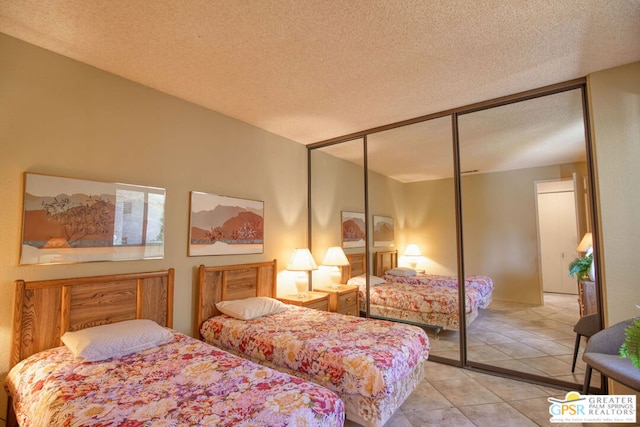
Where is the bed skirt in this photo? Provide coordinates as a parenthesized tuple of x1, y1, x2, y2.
(213, 344, 426, 427)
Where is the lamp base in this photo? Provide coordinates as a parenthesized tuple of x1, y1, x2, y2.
(295, 274, 308, 298)
(329, 268, 342, 290)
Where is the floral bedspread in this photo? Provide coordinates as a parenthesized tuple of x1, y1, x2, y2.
(5, 332, 344, 427)
(361, 281, 481, 315)
(200, 306, 429, 399)
(382, 273, 494, 308)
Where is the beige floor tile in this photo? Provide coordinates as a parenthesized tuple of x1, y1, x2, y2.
(470, 372, 556, 401)
(430, 377, 503, 407)
(401, 381, 454, 412)
(489, 341, 548, 358)
(508, 396, 584, 427)
(458, 402, 539, 426)
(424, 361, 471, 381)
(519, 355, 574, 376)
(518, 337, 574, 356)
(381, 410, 413, 427)
(467, 345, 513, 363)
(403, 407, 476, 427)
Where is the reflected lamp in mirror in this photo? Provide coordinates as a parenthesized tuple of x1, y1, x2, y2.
(322, 246, 350, 289)
(577, 232, 593, 256)
(404, 244, 422, 269)
(287, 248, 318, 298)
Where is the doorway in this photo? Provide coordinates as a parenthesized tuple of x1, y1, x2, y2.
(536, 179, 579, 294)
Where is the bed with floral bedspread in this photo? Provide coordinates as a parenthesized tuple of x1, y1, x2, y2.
(354, 278, 482, 331)
(200, 305, 429, 427)
(5, 331, 345, 427)
(382, 272, 494, 309)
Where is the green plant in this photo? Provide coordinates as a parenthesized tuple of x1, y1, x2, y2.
(620, 312, 640, 369)
(569, 254, 593, 280)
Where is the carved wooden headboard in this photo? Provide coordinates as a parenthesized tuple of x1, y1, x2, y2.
(10, 269, 174, 368)
(196, 260, 277, 337)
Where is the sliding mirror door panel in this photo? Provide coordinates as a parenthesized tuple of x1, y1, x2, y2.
(457, 88, 598, 388)
(310, 139, 365, 304)
(367, 117, 459, 362)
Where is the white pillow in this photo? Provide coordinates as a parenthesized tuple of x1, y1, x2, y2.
(347, 274, 386, 287)
(385, 267, 417, 277)
(61, 319, 174, 362)
(216, 296, 289, 320)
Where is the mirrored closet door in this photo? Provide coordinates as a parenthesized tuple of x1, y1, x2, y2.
(457, 88, 599, 389)
(366, 116, 460, 362)
(309, 138, 365, 303)
(307, 80, 600, 391)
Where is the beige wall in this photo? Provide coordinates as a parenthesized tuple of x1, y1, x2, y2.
(310, 146, 366, 258)
(461, 162, 588, 304)
(405, 162, 587, 304)
(405, 178, 457, 275)
(588, 61, 640, 325)
(310, 145, 406, 285)
(0, 34, 310, 418)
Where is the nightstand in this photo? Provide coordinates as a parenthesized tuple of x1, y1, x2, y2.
(277, 291, 329, 311)
(313, 285, 359, 316)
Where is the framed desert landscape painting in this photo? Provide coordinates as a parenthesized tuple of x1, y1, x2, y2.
(373, 215, 394, 247)
(20, 173, 165, 265)
(341, 211, 366, 248)
(189, 191, 264, 256)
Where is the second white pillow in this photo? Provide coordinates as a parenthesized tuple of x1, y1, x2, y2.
(216, 296, 289, 320)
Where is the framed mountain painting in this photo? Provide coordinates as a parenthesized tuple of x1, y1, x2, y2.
(189, 191, 264, 256)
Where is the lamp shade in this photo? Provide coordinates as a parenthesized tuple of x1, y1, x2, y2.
(287, 248, 318, 271)
(404, 244, 422, 257)
(576, 233, 593, 253)
(322, 246, 350, 266)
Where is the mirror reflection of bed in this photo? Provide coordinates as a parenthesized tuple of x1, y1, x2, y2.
(309, 85, 599, 390)
(344, 251, 493, 335)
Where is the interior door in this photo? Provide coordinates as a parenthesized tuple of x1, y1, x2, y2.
(537, 180, 579, 294)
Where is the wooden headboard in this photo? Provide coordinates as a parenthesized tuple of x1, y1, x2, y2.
(374, 250, 398, 276)
(197, 260, 277, 337)
(343, 252, 366, 281)
(10, 269, 174, 368)
(342, 251, 399, 280)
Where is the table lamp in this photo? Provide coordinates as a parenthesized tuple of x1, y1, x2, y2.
(287, 248, 318, 298)
(576, 232, 593, 256)
(322, 246, 350, 289)
(404, 244, 422, 269)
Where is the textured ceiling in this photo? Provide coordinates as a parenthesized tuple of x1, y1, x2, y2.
(2, 1, 639, 180)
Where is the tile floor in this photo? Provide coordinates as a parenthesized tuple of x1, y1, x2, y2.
(346, 293, 623, 426)
(348, 361, 619, 427)
(431, 293, 593, 385)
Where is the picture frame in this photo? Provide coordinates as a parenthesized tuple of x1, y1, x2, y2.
(189, 191, 264, 256)
(20, 172, 165, 265)
(341, 211, 366, 248)
(373, 215, 394, 247)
